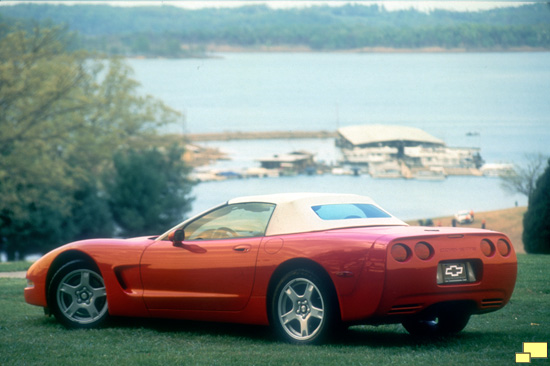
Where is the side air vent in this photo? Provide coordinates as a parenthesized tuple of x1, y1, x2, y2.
(481, 298, 504, 308)
(388, 304, 423, 314)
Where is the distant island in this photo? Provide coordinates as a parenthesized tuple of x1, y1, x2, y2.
(1, 3, 549, 58)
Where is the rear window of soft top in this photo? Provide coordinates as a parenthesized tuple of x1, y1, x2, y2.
(311, 204, 391, 220)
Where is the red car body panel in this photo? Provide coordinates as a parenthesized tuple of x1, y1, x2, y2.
(25, 225, 517, 326)
(140, 236, 261, 312)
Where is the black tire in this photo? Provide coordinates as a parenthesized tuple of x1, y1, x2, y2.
(402, 310, 470, 337)
(270, 269, 336, 344)
(48, 260, 109, 329)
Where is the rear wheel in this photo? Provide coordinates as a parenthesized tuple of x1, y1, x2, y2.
(49, 260, 108, 329)
(270, 269, 336, 344)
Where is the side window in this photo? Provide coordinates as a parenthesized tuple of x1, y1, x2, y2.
(185, 203, 275, 240)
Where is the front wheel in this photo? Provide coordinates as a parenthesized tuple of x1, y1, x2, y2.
(49, 260, 109, 329)
(270, 269, 336, 344)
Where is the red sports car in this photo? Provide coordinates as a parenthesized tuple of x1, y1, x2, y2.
(25, 193, 517, 344)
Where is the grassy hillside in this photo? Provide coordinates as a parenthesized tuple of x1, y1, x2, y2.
(408, 206, 527, 253)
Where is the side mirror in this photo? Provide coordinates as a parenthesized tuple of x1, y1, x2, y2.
(172, 229, 185, 246)
(171, 230, 207, 254)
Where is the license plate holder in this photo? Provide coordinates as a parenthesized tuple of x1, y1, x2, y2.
(437, 261, 476, 284)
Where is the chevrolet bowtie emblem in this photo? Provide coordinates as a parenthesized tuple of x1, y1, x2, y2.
(445, 265, 464, 277)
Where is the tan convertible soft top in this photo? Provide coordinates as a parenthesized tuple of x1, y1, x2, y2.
(229, 193, 408, 236)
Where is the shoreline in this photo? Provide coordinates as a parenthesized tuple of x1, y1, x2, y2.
(129, 46, 550, 60)
(203, 45, 550, 54)
(186, 130, 337, 142)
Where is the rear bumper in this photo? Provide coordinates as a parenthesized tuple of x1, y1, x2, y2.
(380, 256, 515, 307)
(338, 230, 517, 324)
(373, 259, 517, 320)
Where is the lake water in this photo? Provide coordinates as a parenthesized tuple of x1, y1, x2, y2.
(126, 52, 550, 220)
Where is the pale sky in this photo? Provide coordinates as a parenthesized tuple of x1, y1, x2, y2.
(0, 0, 534, 12)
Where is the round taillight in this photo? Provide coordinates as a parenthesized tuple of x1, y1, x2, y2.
(415, 242, 434, 260)
(391, 243, 411, 262)
(480, 239, 495, 257)
(497, 239, 511, 257)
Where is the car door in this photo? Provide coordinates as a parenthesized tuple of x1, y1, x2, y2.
(140, 202, 275, 312)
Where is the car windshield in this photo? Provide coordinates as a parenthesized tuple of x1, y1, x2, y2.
(311, 204, 391, 221)
(184, 202, 276, 240)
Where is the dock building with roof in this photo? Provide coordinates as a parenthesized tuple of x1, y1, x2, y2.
(337, 124, 483, 178)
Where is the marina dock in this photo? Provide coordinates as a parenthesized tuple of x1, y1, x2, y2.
(183, 126, 507, 181)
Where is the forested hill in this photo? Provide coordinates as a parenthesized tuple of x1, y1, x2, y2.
(1, 3, 549, 56)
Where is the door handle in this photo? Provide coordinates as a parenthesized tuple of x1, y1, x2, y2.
(233, 244, 251, 252)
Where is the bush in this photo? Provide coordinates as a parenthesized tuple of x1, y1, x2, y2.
(105, 146, 194, 238)
(522, 158, 550, 254)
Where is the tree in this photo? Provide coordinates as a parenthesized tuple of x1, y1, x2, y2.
(0, 22, 183, 259)
(522, 159, 550, 254)
(4, 3, 550, 55)
(500, 153, 548, 198)
(106, 146, 194, 238)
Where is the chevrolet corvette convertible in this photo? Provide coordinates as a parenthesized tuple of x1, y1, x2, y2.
(25, 193, 517, 344)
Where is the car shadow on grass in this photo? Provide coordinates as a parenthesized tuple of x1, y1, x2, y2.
(334, 325, 479, 347)
(108, 316, 275, 341)
(37, 315, 493, 347)
(105, 317, 485, 347)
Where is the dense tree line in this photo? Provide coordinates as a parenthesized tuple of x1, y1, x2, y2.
(499, 153, 550, 254)
(0, 23, 194, 260)
(523, 159, 550, 254)
(1, 3, 549, 57)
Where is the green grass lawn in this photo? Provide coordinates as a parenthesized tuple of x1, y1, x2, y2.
(1, 254, 548, 365)
(0, 261, 33, 272)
